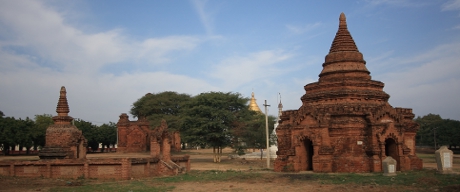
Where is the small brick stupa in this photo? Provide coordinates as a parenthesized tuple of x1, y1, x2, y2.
(274, 13, 422, 173)
(39, 86, 87, 159)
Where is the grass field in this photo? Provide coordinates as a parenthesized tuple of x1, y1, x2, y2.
(38, 169, 460, 192)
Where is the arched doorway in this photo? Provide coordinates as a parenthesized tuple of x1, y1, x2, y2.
(385, 138, 400, 171)
(303, 139, 314, 171)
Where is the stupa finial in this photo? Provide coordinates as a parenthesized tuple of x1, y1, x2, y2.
(53, 86, 73, 125)
(56, 86, 69, 115)
(340, 12, 346, 26)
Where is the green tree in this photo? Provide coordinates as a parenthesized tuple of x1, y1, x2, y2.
(16, 117, 35, 154)
(435, 119, 460, 148)
(32, 114, 53, 150)
(74, 119, 99, 151)
(97, 122, 117, 152)
(0, 116, 17, 155)
(0, 116, 35, 155)
(235, 112, 276, 158)
(415, 114, 442, 147)
(415, 114, 460, 149)
(130, 91, 191, 131)
(181, 92, 251, 162)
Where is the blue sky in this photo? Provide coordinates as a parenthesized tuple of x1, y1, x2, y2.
(1, 0, 460, 124)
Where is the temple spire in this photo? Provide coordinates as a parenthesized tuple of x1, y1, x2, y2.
(277, 93, 283, 119)
(56, 86, 69, 115)
(53, 86, 74, 125)
(248, 92, 262, 113)
(329, 12, 359, 53)
(339, 12, 346, 27)
(319, 12, 370, 80)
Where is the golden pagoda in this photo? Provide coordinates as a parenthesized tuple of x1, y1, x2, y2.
(248, 92, 262, 113)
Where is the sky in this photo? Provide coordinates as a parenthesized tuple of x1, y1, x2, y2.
(1, 0, 460, 125)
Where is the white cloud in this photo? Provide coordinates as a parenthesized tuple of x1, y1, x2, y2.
(191, 0, 215, 36)
(286, 22, 322, 34)
(442, 0, 460, 11)
(375, 42, 460, 120)
(138, 36, 200, 64)
(209, 50, 294, 89)
(0, 1, 212, 123)
(0, 1, 202, 74)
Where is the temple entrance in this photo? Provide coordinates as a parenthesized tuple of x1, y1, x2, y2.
(303, 139, 314, 171)
(385, 138, 400, 171)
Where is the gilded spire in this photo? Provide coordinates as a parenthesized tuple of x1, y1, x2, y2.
(53, 86, 74, 125)
(248, 92, 262, 113)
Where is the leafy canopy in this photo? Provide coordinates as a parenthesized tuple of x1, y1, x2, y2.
(130, 91, 191, 131)
(415, 113, 460, 148)
(181, 92, 251, 148)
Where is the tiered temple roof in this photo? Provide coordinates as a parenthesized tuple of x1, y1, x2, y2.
(302, 13, 389, 105)
(53, 86, 74, 125)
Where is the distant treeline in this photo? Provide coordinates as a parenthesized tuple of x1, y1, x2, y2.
(0, 112, 116, 155)
(415, 113, 460, 149)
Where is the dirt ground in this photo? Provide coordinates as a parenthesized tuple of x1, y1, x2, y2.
(0, 148, 459, 192)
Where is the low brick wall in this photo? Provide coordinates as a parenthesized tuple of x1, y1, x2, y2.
(0, 156, 190, 180)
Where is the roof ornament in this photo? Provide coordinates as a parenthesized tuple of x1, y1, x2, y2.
(339, 12, 347, 27)
(53, 86, 74, 125)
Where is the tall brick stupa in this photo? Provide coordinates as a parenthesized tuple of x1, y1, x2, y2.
(274, 13, 422, 173)
(39, 86, 87, 159)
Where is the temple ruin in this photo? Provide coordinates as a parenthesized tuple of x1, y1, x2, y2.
(116, 114, 181, 153)
(274, 13, 423, 173)
(38, 86, 87, 159)
(1, 86, 189, 180)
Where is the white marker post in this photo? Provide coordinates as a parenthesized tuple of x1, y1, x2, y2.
(264, 100, 271, 168)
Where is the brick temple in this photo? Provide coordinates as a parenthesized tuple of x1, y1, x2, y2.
(38, 86, 87, 159)
(117, 114, 181, 153)
(1, 87, 189, 180)
(274, 13, 422, 173)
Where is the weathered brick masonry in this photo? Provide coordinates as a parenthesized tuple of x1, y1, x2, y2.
(0, 86, 190, 179)
(38, 86, 87, 160)
(274, 13, 423, 173)
(117, 114, 182, 153)
(0, 156, 190, 179)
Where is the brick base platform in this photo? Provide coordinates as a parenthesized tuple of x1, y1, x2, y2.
(0, 155, 190, 180)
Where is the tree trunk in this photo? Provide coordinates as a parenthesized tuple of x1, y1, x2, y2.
(217, 147, 222, 163)
(260, 148, 263, 160)
(213, 147, 217, 163)
(213, 147, 223, 163)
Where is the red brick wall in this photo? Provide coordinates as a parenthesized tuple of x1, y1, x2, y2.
(0, 156, 190, 180)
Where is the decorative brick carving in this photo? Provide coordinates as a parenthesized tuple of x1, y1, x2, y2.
(274, 13, 422, 173)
